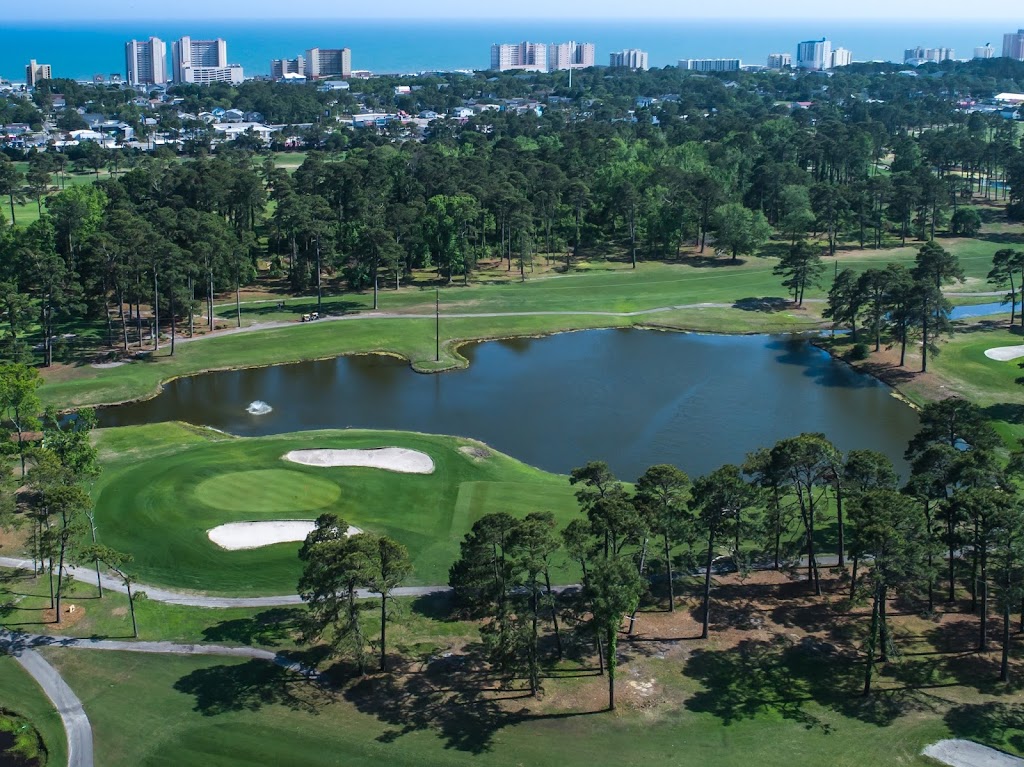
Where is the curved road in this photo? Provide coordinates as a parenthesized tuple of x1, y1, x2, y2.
(1, 631, 93, 767)
(1, 627, 320, 767)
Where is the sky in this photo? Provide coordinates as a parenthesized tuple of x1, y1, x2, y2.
(4, 0, 1022, 19)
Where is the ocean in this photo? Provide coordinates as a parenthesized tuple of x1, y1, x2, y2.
(0, 19, 1020, 81)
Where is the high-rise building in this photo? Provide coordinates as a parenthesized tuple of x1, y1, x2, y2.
(796, 38, 831, 71)
(974, 45, 995, 59)
(904, 46, 955, 64)
(766, 52, 792, 69)
(548, 41, 595, 70)
(609, 49, 649, 69)
(678, 58, 741, 72)
(304, 48, 352, 79)
(125, 37, 168, 86)
(490, 42, 549, 72)
(25, 59, 51, 87)
(173, 37, 243, 84)
(1003, 29, 1024, 60)
(831, 47, 852, 68)
(271, 57, 306, 79)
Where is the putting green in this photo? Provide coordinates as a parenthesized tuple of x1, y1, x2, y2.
(91, 426, 579, 595)
(194, 469, 341, 512)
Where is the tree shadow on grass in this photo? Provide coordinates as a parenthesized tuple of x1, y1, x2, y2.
(945, 702, 1024, 755)
(173, 659, 328, 716)
(344, 644, 598, 754)
(684, 636, 929, 730)
(201, 607, 305, 648)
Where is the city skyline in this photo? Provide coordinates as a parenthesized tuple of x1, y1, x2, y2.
(3, 2, 1022, 19)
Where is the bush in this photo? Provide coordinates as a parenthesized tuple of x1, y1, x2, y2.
(849, 343, 870, 360)
(949, 208, 982, 236)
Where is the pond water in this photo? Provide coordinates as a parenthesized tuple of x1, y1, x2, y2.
(98, 329, 920, 479)
(949, 301, 1019, 320)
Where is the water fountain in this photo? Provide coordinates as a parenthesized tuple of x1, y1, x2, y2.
(246, 400, 273, 415)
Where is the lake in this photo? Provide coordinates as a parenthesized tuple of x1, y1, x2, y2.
(98, 329, 920, 479)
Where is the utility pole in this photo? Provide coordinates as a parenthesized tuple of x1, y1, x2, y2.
(435, 287, 440, 362)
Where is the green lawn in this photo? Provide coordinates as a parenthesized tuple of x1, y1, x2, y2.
(38, 648, 949, 767)
(0, 656, 68, 767)
(88, 426, 579, 594)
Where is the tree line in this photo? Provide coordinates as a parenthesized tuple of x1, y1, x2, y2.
(295, 396, 1024, 709)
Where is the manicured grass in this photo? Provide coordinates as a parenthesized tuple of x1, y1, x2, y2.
(0, 656, 68, 767)
(194, 469, 342, 512)
(89, 427, 579, 594)
(916, 321, 1024, 445)
(39, 648, 947, 767)
(0, 568, 301, 647)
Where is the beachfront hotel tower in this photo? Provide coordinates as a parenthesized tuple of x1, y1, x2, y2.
(304, 48, 352, 79)
(25, 60, 52, 87)
(609, 49, 649, 69)
(126, 37, 168, 86)
(796, 38, 831, 70)
(491, 42, 549, 72)
(1004, 30, 1024, 61)
(173, 37, 243, 84)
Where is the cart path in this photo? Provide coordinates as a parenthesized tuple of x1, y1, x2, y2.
(1, 628, 316, 677)
(0, 631, 93, 767)
(0, 557, 449, 607)
(0, 555, 841, 609)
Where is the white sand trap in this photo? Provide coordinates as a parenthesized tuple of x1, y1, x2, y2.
(923, 740, 1024, 767)
(985, 346, 1024, 361)
(207, 521, 361, 550)
(284, 448, 435, 474)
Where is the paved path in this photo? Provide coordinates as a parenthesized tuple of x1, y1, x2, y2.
(0, 631, 93, 767)
(0, 555, 839, 610)
(0, 557, 449, 607)
(923, 739, 1024, 767)
(1, 629, 316, 677)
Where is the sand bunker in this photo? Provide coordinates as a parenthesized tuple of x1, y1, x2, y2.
(207, 520, 361, 550)
(984, 346, 1024, 362)
(923, 740, 1024, 767)
(283, 448, 435, 474)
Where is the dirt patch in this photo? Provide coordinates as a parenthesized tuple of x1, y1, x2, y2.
(41, 603, 86, 628)
(459, 445, 492, 460)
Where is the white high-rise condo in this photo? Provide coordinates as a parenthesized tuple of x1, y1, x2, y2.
(490, 42, 549, 72)
(304, 48, 352, 79)
(767, 53, 792, 69)
(904, 46, 955, 64)
(678, 59, 741, 72)
(609, 49, 648, 70)
(796, 38, 831, 71)
(831, 47, 852, 68)
(974, 45, 995, 59)
(25, 59, 52, 87)
(548, 41, 595, 70)
(271, 57, 306, 79)
(126, 38, 168, 86)
(1004, 30, 1024, 61)
(173, 37, 243, 84)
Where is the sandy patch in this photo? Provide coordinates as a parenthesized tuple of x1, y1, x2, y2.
(984, 346, 1024, 362)
(207, 520, 361, 550)
(284, 448, 435, 474)
(923, 740, 1024, 767)
(91, 360, 129, 369)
